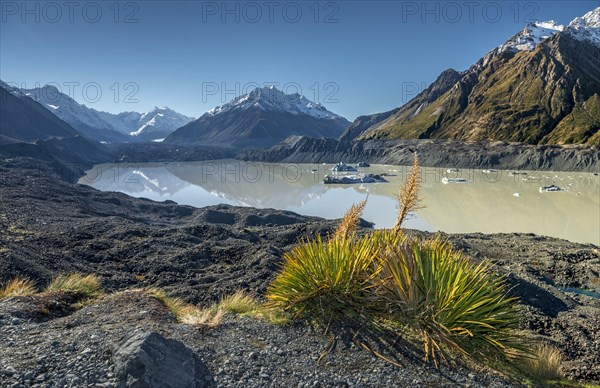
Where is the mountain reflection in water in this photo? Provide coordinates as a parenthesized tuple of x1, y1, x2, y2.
(80, 160, 600, 245)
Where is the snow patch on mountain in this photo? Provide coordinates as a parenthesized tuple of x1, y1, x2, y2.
(3, 84, 194, 140)
(129, 107, 195, 137)
(500, 8, 600, 52)
(567, 7, 600, 46)
(500, 21, 565, 52)
(206, 86, 345, 121)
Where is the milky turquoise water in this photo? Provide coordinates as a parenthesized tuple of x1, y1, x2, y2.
(80, 161, 600, 245)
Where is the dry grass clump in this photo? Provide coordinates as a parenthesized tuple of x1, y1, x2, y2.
(218, 290, 259, 314)
(180, 307, 225, 327)
(0, 276, 37, 299)
(146, 288, 191, 318)
(523, 344, 563, 382)
(45, 273, 102, 299)
(147, 288, 261, 327)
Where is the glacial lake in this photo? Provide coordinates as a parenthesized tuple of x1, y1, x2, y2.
(80, 161, 600, 245)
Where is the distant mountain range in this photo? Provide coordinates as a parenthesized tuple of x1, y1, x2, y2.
(347, 8, 600, 145)
(164, 86, 350, 149)
(1, 82, 195, 143)
(0, 84, 115, 176)
(2, 8, 599, 149)
(0, 85, 79, 143)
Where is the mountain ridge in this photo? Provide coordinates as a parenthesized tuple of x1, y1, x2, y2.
(0, 85, 79, 143)
(165, 86, 350, 149)
(3, 83, 195, 143)
(354, 7, 600, 145)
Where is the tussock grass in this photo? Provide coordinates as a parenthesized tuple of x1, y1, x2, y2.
(250, 305, 291, 325)
(147, 288, 261, 327)
(180, 307, 225, 327)
(46, 273, 101, 299)
(218, 290, 259, 314)
(523, 344, 563, 382)
(146, 288, 191, 318)
(0, 276, 37, 299)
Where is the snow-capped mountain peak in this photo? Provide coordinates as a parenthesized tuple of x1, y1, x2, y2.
(566, 7, 600, 46)
(2, 82, 195, 142)
(130, 107, 195, 137)
(499, 8, 600, 52)
(206, 86, 344, 121)
(500, 20, 565, 52)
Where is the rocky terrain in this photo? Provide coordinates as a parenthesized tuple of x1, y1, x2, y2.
(0, 290, 520, 387)
(238, 136, 600, 172)
(0, 156, 599, 386)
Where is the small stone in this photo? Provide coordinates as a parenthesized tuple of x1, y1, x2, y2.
(4, 366, 16, 376)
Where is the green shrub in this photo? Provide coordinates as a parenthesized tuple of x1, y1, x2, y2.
(266, 154, 522, 366)
(371, 231, 521, 364)
(266, 234, 380, 322)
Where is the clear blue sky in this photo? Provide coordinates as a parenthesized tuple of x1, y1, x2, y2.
(1, 0, 598, 120)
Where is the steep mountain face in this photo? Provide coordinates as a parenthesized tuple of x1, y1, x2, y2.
(0, 84, 116, 179)
(0, 85, 79, 143)
(360, 8, 600, 145)
(5, 85, 194, 143)
(165, 86, 350, 149)
(342, 69, 463, 142)
(339, 108, 400, 142)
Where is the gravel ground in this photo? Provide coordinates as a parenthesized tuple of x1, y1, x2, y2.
(0, 292, 517, 387)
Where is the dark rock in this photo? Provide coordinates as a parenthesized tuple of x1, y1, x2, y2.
(113, 331, 214, 388)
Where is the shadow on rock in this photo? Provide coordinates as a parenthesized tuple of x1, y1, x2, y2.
(113, 331, 215, 388)
(506, 274, 570, 318)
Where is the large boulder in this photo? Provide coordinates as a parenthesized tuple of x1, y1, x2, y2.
(113, 331, 213, 388)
